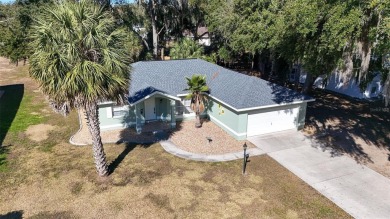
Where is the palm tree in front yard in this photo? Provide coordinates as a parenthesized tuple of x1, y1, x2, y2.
(184, 74, 209, 128)
(29, 0, 132, 176)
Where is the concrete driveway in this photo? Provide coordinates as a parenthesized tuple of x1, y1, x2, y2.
(248, 130, 390, 219)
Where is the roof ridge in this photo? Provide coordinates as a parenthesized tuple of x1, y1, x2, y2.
(136, 58, 200, 63)
(129, 59, 314, 109)
(237, 77, 257, 107)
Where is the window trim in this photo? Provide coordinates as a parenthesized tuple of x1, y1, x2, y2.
(112, 105, 128, 118)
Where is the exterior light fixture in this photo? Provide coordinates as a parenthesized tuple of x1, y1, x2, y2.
(242, 142, 249, 174)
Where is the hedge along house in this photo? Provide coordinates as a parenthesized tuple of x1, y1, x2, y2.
(98, 59, 314, 140)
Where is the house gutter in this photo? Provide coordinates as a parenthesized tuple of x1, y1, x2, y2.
(128, 91, 181, 106)
(177, 93, 315, 113)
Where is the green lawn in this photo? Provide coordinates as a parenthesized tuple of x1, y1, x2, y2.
(0, 84, 47, 171)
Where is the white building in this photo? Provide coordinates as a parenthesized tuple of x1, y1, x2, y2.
(289, 64, 383, 99)
(183, 27, 211, 46)
(314, 72, 383, 99)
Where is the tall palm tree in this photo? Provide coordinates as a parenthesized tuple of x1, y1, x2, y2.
(29, 0, 132, 176)
(184, 74, 209, 128)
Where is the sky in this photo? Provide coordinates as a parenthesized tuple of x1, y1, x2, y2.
(0, 0, 15, 4)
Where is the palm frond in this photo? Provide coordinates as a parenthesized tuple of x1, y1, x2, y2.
(184, 74, 209, 113)
(29, 0, 133, 113)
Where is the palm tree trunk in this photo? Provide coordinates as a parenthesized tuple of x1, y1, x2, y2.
(85, 102, 109, 177)
(195, 111, 201, 128)
(195, 95, 201, 128)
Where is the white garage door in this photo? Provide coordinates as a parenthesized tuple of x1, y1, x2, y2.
(247, 107, 299, 136)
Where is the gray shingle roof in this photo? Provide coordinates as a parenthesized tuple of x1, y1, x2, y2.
(129, 59, 313, 110)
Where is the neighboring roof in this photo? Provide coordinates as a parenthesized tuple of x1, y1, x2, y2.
(129, 59, 314, 111)
(197, 27, 209, 38)
(183, 27, 209, 38)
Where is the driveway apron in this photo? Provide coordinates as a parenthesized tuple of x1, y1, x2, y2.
(248, 130, 390, 219)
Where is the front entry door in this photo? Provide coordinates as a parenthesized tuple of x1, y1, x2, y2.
(144, 98, 156, 120)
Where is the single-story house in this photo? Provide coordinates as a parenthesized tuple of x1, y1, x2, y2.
(314, 72, 383, 99)
(98, 59, 314, 140)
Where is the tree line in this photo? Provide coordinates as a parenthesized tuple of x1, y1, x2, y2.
(1, 0, 389, 176)
(1, 0, 390, 99)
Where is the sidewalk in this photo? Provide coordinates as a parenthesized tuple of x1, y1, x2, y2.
(248, 130, 390, 219)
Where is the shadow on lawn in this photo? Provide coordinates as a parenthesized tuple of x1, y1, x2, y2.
(108, 121, 185, 175)
(108, 142, 151, 175)
(0, 210, 23, 219)
(0, 84, 24, 167)
(0, 84, 24, 146)
(305, 89, 390, 164)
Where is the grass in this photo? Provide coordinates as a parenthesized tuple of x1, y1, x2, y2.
(8, 93, 46, 133)
(0, 59, 351, 218)
(0, 85, 46, 135)
(0, 83, 46, 171)
(0, 141, 351, 218)
(0, 146, 8, 172)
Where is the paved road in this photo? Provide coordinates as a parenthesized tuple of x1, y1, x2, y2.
(248, 130, 390, 219)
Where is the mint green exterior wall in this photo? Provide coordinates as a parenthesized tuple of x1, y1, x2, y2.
(98, 95, 175, 130)
(98, 102, 144, 130)
(206, 98, 247, 140)
(97, 95, 309, 139)
(98, 97, 248, 139)
(98, 103, 125, 130)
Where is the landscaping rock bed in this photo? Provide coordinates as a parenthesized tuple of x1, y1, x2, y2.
(169, 120, 255, 155)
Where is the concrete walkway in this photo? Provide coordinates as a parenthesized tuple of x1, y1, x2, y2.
(248, 130, 390, 219)
(160, 140, 264, 162)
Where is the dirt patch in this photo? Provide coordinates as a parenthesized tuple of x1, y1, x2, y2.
(0, 57, 14, 72)
(25, 124, 57, 142)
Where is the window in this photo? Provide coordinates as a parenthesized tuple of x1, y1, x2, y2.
(371, 86, 377, 94)
(175, 101, 184, 115)
(112, 105, 128, 117)
(183, 99, 193, 113)
(290, 69, 296, 81)
(175, 99, 194, 115)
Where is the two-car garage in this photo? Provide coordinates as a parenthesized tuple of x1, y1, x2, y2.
(246, 105, 301, 137)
